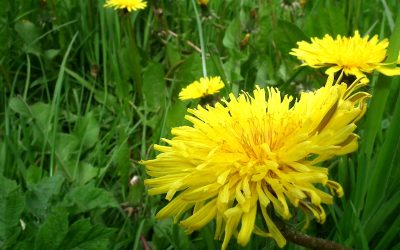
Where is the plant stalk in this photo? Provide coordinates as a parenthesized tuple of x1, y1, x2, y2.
(191, 0, 207, 78)
(276, 220, 352, 250)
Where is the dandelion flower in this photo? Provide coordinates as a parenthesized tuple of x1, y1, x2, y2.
(104, 0, 147, 12)
(290, 31, 400, 82)
(179, 76, 224, 100)
(142, 75, 370, 249)
(197, 0, 209, 5)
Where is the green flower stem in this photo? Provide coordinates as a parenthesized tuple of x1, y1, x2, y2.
(191, 0, 207, 78)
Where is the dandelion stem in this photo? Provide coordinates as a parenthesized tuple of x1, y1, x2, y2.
(276, 220, 352, 250)
(191, 0, 207, 77)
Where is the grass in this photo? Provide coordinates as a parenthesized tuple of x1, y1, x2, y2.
(1, 0, 400, 249)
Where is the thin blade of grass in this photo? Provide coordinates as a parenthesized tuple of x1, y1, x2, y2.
(362, 11, 400, 158)
(374, 214, 400, 250)
(49, 33, 78, 177)
(363, 81, 400, 219)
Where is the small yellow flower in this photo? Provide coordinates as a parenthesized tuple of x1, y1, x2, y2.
(104, 0, 147, 12)
(142, 76, 370, 249)
(179, 76, 224, 100)
(290, 31, 400, 82)
(197, 0, 209, 6)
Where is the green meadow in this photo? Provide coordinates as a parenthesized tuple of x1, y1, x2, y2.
(1, 0, 400, 249)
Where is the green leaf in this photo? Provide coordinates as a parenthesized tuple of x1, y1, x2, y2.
(223, 17, 241, 50)
(113, 139, 130, 184)
(255, 59, 273, 88)
(152, 219, 175, 250)
(363, 85, 400, 219)
(221, 17, 248, 83)
(362, 15, 400, 219)
(374, 214, 400, 250)
(304, 5, 347, 37)
(59, 219, 115, 250)
(0, 175, 18, 195)
(223, 49, 247, 83)
(94, 90, 118, 108)
(74, 112, 100, 150)
(44, 49, 60, 61)
(71, 162, 101, 185)
(30, 102, 53, 136)
(273, 20, 308, 55)
(25, 165, 44, 186)
(0, 178, 24, 241)
(127, 181, 144, 206)
(154, 100, 188, 141)
(61, 183, 118, 214)
(362, 13, 400, 158)
(152, 219, 192, 250)
(142, 62, 167, 111)
(55, 133, 80, 161)
(174, 54, 203, 92)
(14, 20, 42, 54)
(166, 43, 181, 67)
(9, 97, 32, 117)
(34, 208, 69, 250)
(365, 191, 400, 239)
(25, 174, 65, 218)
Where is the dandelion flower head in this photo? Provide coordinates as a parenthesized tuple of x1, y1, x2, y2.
(142, 76, 370, 249)
(197, 0, 209, 6)
(179, 76, 224, 100)
(104, 0, 147, 12)
(290, 31, 400, 82)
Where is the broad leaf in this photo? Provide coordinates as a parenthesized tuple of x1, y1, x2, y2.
(142, 62, 167, 111)
(61, 183, 118, 214)
(0, 177, 24, 241)
(34, 208, 69, 250)
(59, 219, 115, 250)
(25, 174, 65, 218)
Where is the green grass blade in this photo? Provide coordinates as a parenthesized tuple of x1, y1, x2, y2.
(362, 10, 400, 158)
(363, 82, 400, 219)
(48, 33, 78, 176)
(364, 191, 400, 239)
(374, 214, 400, 250)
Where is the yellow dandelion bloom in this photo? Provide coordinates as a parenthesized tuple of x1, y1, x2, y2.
(142, 76, 370, 249)
(197, 0, 209, 6)
(104, 0, 147, 12)
(179, 76, 225, 100)
(290, 31, 400, 82)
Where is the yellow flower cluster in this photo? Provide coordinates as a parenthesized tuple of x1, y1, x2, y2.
(142, 75, 370, 249)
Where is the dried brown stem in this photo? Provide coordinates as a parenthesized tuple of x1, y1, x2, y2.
(140, 234, 150, 250)
(276, 221, 352, 250)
